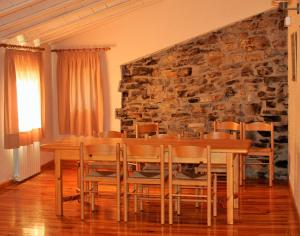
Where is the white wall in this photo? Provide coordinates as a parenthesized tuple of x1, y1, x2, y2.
(52, 0, 273, 131)
(0, 48, 14, 184)
(288, 0, 300, 217)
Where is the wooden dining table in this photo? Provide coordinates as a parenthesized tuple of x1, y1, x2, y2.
(40, 136, 251, 225)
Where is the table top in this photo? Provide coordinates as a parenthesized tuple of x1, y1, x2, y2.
(41, 136, 251, 154)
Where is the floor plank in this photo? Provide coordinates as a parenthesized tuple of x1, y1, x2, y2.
(0, 165, 299, 236)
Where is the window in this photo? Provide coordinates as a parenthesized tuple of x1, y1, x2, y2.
(16, 63, 42, 132)
(4, 49, 44, 149)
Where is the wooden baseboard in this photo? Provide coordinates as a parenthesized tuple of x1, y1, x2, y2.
(0, 161, 54, 189)
(41, 160, 54, 171)
(41, 160, 79, 170)
(0, 180, 14, 190)
(288, 179, 300, 222)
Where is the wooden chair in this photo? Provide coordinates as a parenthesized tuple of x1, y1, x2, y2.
(213, 121, 242, 138)
(168, 144, 217, 226)
(140, 133, 180, 209)
(186, 122, 205, 138)
(84, 130, 124, 176)
(202, 131, 236, 208)
(204, 131, 236, 139)
(203, 131, 236, 179)
(213, 121, 243, 185)
(134, 123, 159, 172)
(77, 131, 124, 188)
(79, 142, 122, 221)
(123, 143, 166, 224)
(203, 131, 236, 177)
(143, 133, 180, 172)
(242, 122, 274, 187)
(98, 130, 123, 138)
(135, 122, 159, 138)
(148, 133, 180, 139)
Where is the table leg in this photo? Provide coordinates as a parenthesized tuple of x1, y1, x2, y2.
(234, 154, 239, 208)
(55, 151, 63, 216)
(226, 153, 233, 225)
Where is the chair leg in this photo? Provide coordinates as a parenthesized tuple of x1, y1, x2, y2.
(134, 184, 138, 213)
(269, 154, 274, 187)
(139, 185, 144, 212)
(174, 192, 177, 212)
(80, 182, 85, 220)
(169, 184, 173, 224)
(161, 183, 165, 224)
(177, 185, 181, 215)
(195, 188, 199, 208)
(194, 166, 200, 208)
(239, 154, 243, 186)
(84, 179, 90, 203)
(91, 182, 96, 212)
(124, 183, 128, 222)
(207, 184, 211, 227)
(77, 161, 80, 191)
(242, 156, 246, 181)
(213, 174, 217, 217)
(117, 178, 121, 222)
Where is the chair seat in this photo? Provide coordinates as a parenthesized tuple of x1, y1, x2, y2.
(87, 171, 117, 177)
(242, 122, 274, 187)
(142, 163, 161, 172)
(211, 167, 226, 173)
(84, 171, 122, 183)
(142, 163, 176, 172)
(79, 142, 122, 221)
(88, 162, 116, 169)
(175, 171, 207, 180)
(131, 171, 168, 179)
(248, 147, 272, 156)
(197, 164, 226, 174)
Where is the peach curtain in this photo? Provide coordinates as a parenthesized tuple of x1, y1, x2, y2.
(56, 51, 103, 136)
(4, 49, 45, 149)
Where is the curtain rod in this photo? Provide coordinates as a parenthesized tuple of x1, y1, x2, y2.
(0, 43, 45, 51)
(51, 47, 110, 52)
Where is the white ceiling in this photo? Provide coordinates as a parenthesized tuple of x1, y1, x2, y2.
(0, 0, 161, 46)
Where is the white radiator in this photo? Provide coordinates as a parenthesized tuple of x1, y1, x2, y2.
(13, 142, 41, 182)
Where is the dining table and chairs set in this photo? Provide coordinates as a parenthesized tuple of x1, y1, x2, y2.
(40, 121, 275, 226)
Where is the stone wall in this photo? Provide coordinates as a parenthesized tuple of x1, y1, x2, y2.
(116, 10, 288, 179)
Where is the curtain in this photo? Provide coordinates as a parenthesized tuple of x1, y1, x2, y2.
(56, 51, 103, 136)
(4, 49, 45, 149)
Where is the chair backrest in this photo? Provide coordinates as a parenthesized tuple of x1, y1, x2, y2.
(213, 121, 242, 139)
(243, 122, 274, 149)
(150, 133, 180, 139)
(185, 122, 205, 138)
(123, 144, 164, 179)
(188, 123, 205, 129)
(80, 142, 121, 174)
(135, 122, 159, 138)
(168, 145, 211, 181)
(124, 144, 163, 163)
(204, 131, 236, 139)
(168, 145, 210, 165)
(84, 143, 120, 161)
(98, 131, 123, 138)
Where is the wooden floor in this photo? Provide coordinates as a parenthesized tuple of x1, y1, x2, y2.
(0, 165, 299, 236)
